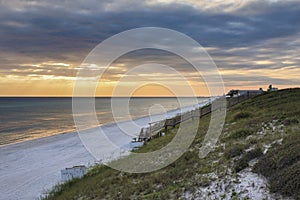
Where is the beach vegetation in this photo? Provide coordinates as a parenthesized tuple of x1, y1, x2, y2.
(43, 88, 300, 200)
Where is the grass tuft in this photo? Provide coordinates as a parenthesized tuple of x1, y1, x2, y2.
(224, 144, 247, 159)
(228, 129, 253, 140)
(253, 134, 300, 199)
(234, 147, 263, 172)
(233, 112, 252, 121)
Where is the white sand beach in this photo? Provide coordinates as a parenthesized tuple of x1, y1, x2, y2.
(0, 101, 209, 200)
(0, 132, 94, 200)
(0, 117, 149, 200)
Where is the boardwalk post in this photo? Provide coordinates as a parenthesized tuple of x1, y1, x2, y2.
(164, 125, 167, 133)
(148, 123, 152, 140)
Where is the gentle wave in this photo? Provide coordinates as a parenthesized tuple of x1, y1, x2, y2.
(0, 97, 208, 146)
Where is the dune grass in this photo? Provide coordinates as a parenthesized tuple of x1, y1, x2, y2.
(253, 133, 300, 199)
(43, 88, 300, 200)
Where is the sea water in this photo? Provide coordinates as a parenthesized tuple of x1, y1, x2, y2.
(0, 97, 208, 145)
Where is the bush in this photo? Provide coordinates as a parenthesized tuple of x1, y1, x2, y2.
(283, 118, 299, 125)
(224, 144, 246, 159)
(269, 162, 300, 199)
(234, 148, 263, 172)
(254, 134, 300, 199)
(247, 148, 263, 159)
(228, 130, 253, 139)
(233, 112, 252, 121)
(234, 158, 249, 173)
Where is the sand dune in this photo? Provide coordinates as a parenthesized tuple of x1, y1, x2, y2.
(0, 101, 209, 200)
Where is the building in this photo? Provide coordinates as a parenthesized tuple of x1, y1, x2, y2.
(267, 85, 279, 92)
(61, 165, 87, 182)
(269, 87, 278, 92)
(226, 89, 264, 98)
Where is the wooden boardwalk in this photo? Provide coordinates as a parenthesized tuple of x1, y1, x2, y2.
(134, 93, 260, 142)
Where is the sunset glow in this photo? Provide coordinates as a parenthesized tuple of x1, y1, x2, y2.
(0, 0, 299, 96)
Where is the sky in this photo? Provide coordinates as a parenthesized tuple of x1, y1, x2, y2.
(0, 0, 299, 96)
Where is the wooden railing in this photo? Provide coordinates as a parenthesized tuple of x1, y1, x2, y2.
(135, 93, 258, 142)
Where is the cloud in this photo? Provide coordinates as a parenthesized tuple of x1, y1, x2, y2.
(0, 0, 299, 95)
(1, 0, 300, 52)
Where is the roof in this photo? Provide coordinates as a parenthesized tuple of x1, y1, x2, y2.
(64, 165, 87, 170)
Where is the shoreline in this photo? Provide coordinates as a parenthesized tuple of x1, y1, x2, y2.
(0, 98, 211, 148)
(0, 98, 212, 200)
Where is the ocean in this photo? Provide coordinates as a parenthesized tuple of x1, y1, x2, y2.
(0, 97, 208, 146)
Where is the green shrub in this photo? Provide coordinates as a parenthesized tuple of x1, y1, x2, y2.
(254, 134, 300, 199)
(233, 112, 252, 121)
(224, 144, 246, 159)
(283, 117, 299, 125)
(228, 130, 253, 139)
(234, 148, 263, 172)
(248, 148, 263, 158)
(269, 162, 300, 199)
(234, 158, 249, 173)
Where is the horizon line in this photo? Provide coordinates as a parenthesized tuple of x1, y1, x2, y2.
(0, 95, 212, 98)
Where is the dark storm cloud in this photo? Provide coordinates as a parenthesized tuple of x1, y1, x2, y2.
(0, 0, 299, 84)
(1, 0, 300, 50)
